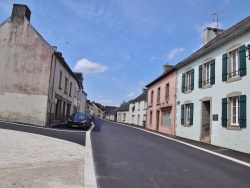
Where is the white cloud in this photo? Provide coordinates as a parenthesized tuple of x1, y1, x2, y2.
(168, 48, 185, 59)
(74, 58, 108, 74)
(126, 92, 136, 98)
(98, 99, 113, 105)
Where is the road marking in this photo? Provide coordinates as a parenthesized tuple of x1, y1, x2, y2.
(0, 120, 86, 133)
(84, 122, 98, 188)
(106, 120, 250, 168)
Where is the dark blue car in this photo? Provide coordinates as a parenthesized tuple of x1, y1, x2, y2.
(67, 112, 91, 129)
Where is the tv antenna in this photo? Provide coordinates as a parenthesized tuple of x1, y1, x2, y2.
(212, 9, 232, 29)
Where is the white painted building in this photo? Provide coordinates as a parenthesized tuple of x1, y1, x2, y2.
(117, 102, 131, 124)
(175, 18, 250, 154)
(128, 89, 147, 126)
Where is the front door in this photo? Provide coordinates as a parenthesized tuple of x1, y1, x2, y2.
(201, 101, 211, 143)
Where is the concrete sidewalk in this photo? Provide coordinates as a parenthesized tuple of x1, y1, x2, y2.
(0, 129, 84, 188)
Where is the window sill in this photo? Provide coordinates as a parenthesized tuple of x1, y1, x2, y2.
(227, 125, 242, 131)
(183, 123, 191, 127)
(156, 103, 161, 106)
(184, 90, 192, 94)
(226, 76, 242, 83)
(202, 84, 212, 89)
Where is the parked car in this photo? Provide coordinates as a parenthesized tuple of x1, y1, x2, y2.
(67, 112, 91, 129)
(87, 113, 94, 121)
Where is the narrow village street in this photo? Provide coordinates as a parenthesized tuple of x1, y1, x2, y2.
(91, 118, 250, 188)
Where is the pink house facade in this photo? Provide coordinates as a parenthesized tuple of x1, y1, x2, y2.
(146, 65, 177, 135)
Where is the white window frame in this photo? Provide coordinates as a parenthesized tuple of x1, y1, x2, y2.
(185, 104, 190, 125)
(204, 62, 211, 85)
(230, 97, 239, 126)
(229, 49, 239, 78)
(186, 71, 192, 90)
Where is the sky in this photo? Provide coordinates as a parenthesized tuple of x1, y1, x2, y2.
(1, 0, 250, 107)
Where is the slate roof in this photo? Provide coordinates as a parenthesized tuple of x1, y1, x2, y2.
(131, 90, 148, 103)
(145, 66, 175, 87)
(105, 106, 118, 113)
(175, 15, 250, 68)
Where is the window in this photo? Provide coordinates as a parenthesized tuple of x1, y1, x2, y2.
(222, 45, 247, 82)
(69, 82, 72, 96)
(165, 83, 169, 101)
(59, 71, 62, 89)
(181, 103, 193, 126)
(138, 102, 140, 111)
(182, 69, 194, 93)
(138, 115, 140, 125)
(157, 87, 160, 103)
(123, 113, 126, 121)
(150, 90, 154, 105)
(149, 111, 153, 125)
(231, 97, 239, 126)
(199, 59, 215, 88)
(64, 77, 68, 94)
(222, 95, 246, 128)
(162, 109, 171, 126)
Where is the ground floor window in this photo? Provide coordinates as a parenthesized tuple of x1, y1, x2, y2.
(161, 109, 171, 126)
(222, 94, 246, 128)
(181, 103, 193, 126)
(123, 113, 126, 121)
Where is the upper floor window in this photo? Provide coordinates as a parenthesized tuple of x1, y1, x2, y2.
(64, 77, 68, 94)
(222, 44, 247, 82)
(69, 82, 72, 96)
(165, 83, 169, 101)
(138, 102, 140, 110)
(182, 69, 194, 93)
(150, 90, 154, 105)
(157, 87, 160, 103)
(198, 59, 215, 88)
(59, 71, 62, 89)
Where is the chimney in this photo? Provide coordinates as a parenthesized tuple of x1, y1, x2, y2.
(163, 64, 173, 73)
(142, 88, 147, 94)
(203, 27, 224, 45)
(11, 4, 31, 24)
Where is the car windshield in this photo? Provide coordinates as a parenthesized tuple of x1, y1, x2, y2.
(74, 113, 86, 119)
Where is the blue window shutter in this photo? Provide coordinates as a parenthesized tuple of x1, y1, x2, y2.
(189, 103, 194, 125)
(198, 65, 203, 88)
(182, 73, 185, 93)
(181, 104, 184, 125)
(239, 95, 247, 128)
(222, 53, 228, 81)
(210, 59, 215, 85)
(239, 45, 247, 76)
(191, 69, 194, 90)
(221, 98, 227, 127)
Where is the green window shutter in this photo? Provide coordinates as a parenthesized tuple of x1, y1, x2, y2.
(198, 65, 203, 88)
(181, 104, 184, 125)
(191, 69, 194, 90)
(221, 98, 227, 127)
(239, 95, 247, 128)
(222, 53, 228, 81)
(182, 73, 185, 93)
(189, 103, 194, 125)
(210, 59, 215, 85)
(239, 45, 247, 76)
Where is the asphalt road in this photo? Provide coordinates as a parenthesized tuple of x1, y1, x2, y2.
(0, 121, 86, 146)
(91, 118, 250, 188)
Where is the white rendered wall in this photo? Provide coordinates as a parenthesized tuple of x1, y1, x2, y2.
(176, 33, 250, 153)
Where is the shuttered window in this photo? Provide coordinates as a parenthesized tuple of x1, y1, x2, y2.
(182, 73, 185, 93)
(239, 95, 247, 128)
(189, 103, 194, 125)
(221, 98, 228, 127)
(210, 59, 215, 85)
(190, 69, 194, 90)
(198, 65, 202, 88)
(222, 53, 228, 81)
(181, 104, 184, 125)
(239, 45, 246, 76)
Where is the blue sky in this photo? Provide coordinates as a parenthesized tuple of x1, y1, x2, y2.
(1, 0, 250, 106)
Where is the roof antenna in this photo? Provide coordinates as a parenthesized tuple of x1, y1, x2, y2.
(212, 9, 232, 29)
